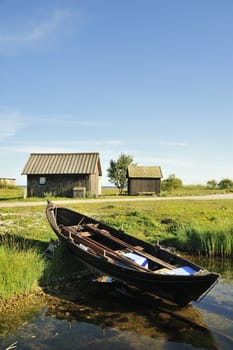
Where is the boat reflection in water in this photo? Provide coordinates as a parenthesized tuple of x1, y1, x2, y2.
(42, 277, 218, 350)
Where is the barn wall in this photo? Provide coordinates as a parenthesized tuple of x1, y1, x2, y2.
(26, 174, 100, 198)
(88, 173, 101, 196)
(128, 178, 161, 195)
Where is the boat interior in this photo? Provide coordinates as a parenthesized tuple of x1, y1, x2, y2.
(58, 220, 200, 276)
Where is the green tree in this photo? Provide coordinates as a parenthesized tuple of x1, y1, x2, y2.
(206, 179, 218, 189)
(161, 174, 183, 191)
(107, 153, 135, 194)
(218, 178, 233, 189)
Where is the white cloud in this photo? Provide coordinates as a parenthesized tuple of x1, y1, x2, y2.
(0, 108, 25, 140)
(21, 114, 113, 128)
(37, 117, 111, 128)
(0, 139, 123, 155)
(0, 9, 74, 53)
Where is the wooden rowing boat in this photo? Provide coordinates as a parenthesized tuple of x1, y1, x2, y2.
(46, 201, 219, 306)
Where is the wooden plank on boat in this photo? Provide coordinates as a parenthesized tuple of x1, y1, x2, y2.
(78, 231, 92, 237)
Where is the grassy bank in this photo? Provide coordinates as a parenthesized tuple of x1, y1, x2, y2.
(0, 197, 233, 300)
(0, 234, 82, 301)
(0, 206, 79, 300)
(0, 238, 44, 299)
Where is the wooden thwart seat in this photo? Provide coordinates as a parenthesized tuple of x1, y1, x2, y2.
(79, 231, 92, 237)
(61, 225, 92, 237)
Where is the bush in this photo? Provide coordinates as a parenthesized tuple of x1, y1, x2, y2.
(161, 174, 183, 191)
(206, 179, 218, 189)
(218, 178, 233, 189)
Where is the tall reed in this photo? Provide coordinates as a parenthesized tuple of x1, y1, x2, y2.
(0, 236, 45, 300)
(174, 222, 233, 257)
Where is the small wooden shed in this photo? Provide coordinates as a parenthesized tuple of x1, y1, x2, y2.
(127, 166, 163, 195)
(21, 152, 102, 198)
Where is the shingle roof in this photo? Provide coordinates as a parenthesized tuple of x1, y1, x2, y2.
(22, 153, 102, 175)
(127, 166, 162, 178)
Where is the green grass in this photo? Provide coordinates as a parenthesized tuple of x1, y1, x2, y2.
(0, 186, 25, 200)
(160, 184, 230, 197)
(85, 200, 233, 256)
(1, 195, 233, 300)
(0, 204, 86, 300)
(0, 237, 45, 299)
(164, 221, 233, 257)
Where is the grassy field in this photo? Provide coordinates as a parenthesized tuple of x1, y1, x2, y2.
(1, 186, 233, 300)
(0, 186, 25, 200)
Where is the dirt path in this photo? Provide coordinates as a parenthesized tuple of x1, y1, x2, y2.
(1, 193, 233, 208)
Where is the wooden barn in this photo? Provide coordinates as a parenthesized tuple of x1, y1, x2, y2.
(127, 166, 163, 195)
(21, 153, 102, 198)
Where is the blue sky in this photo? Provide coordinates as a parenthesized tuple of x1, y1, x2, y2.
(0, 0, 232, 186)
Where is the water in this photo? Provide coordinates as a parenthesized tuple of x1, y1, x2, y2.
(0, 259, 232, 350)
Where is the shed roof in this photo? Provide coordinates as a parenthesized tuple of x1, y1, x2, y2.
(22, 153, 102, 176)
(127, 166, 162, 178)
